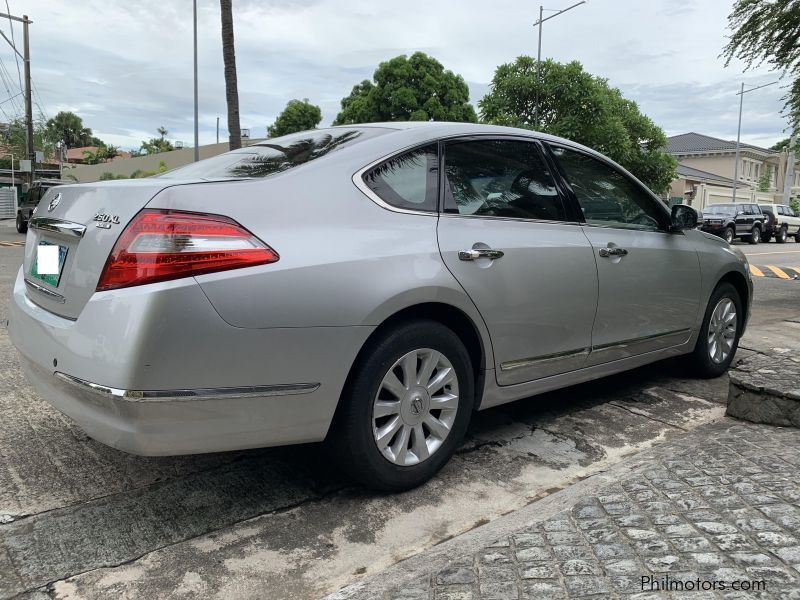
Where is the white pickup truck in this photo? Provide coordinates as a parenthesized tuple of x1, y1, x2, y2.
(758, 204, 800, 243)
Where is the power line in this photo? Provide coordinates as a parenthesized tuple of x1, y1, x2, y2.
(4, 1, 21, 92)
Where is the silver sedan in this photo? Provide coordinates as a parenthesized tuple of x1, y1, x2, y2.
(9, 123, 752, 491)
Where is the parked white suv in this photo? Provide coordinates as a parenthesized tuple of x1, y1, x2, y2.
(758, 204, 800, 243)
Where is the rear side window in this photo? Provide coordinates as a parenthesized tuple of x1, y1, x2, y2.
(362, 144, 438, 212)
(161, 128, 389, 180)
(443, 139, 565, 221)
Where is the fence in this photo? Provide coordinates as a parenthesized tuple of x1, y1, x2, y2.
(0, 187, 16, 219)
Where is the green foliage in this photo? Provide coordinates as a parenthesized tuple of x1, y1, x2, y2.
(81, 144, 120, 165)
(130, 161, 168, 179)
(99, 172, 127, 180)
(44, 111, 95, 147)
(268, 99, 322, 137)
(479, 58, 677, 194)
(771, 137, 800, 153)
(722, 0, 800, 128)
(333, 52, 477, 125)
(2, 118, 55, 164)
(140, 127, 174, 155)
(791, 198, 800, 212)
(757, 165, 773, 191)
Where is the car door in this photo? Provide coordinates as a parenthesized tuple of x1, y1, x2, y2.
(436, 138, 599, 385)
(547, 144, 701, 365)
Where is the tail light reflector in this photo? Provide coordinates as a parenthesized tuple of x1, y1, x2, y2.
(96, 209, 278, 291)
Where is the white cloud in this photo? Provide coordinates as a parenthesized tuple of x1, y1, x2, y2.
(3, 0, 791, 151)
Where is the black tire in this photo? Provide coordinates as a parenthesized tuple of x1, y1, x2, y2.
(795, 231, 800, 243)
(687, 282, 743, 378)
(15, 212, 27, 234)
(722, 227, 734, 244)
(760, 232, 772, 243)
(328, 319, 474, 491)
(748, 226, 760, 244)
(776, 227, 788, 244)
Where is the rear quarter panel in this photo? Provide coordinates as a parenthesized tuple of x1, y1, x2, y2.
(147, 155, 495, 365)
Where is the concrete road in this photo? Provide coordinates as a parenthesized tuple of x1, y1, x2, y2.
(0, 219, 797, 599)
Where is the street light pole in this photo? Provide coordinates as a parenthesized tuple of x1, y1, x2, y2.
(193, 0, 199, 162)
(732, 79, 779, 202)
(533, 1, 586, 128)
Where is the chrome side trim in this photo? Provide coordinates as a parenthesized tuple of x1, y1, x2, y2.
(591, 328, 693, 352)
(24, 278, 66, 303)
(500, 347, 591, 371)
(53, 372, 321, 403)
(29, 217, 87, 238)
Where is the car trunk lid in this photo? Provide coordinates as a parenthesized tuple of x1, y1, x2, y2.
(22, 179, 185, 319)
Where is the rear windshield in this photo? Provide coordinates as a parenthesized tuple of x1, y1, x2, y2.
(703, 205, 736, 216)
(160, 128, 389, 180)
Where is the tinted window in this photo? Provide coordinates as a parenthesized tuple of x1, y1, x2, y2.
(552, 146, 665, 231)
(443, 139, 565, 221)
(363, 145, 438, 212)
(776, 206, 785, 215)
(161, 128, 388, 180)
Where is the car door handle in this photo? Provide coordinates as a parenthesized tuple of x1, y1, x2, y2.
(599, 247, 628, 258)
(458, 248, 505, 261)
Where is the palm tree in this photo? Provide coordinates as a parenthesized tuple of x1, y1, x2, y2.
(220, 0, 242, 150)
(157, 126, 168, 140)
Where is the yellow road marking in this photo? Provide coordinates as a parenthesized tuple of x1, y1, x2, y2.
(766, 265, 791, 279)
(749, 265, 764, 277)
(743, 250, 800, 256)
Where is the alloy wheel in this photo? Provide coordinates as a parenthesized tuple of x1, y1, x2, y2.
(707, 298, 737, 364)
(372, 348, 459, 466)
(724, 229, 734, 244)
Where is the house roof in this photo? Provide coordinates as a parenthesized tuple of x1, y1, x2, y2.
(666, 132, 776, 155)
(676, 163, 736, 186)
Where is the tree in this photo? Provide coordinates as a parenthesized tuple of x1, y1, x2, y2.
(479, 58, 677, 193)
(722, 0, 800, 128)
(82, 144, 120, 165)
(771, 137, 800, 153)
(757, 165, 773, 191)
(140, 127, 175, 155)
(44, 111, 94, 147)
(267, 99, 322, 137)
(220, 0, 242, 150)
(333, 52, 477, 125)
(2, 118, 55, 164)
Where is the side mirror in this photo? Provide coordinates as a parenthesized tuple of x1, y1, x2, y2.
(671, 204, 699, 231)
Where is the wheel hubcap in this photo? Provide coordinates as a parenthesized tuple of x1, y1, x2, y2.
(708, 298, 737, 364)
(372, 348, 459, 466)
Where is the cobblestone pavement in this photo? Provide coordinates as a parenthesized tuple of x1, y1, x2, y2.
(339, 420, 800, 599)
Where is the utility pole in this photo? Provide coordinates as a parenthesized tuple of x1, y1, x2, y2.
(22, 14, 32, 187)
(732, 80, 779, 202)
(193, 0, 200, 162)
(0, 11, 33, 187)
(784, 132, 797, 206)
(216, 116, 220, 144)
(533, 1, 586, 128)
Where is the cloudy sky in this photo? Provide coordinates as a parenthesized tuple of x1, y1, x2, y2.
(4, 0, 793, 151)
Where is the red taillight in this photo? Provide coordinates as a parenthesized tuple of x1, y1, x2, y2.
(96, 209, 278, 291)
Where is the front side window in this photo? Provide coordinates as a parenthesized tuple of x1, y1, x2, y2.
(443, 139, 565, 221)
(363, 144, 438, 212)
(550, 146, 666, 231)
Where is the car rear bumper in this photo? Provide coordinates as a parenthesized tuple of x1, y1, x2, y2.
(8, 267, 374, 455)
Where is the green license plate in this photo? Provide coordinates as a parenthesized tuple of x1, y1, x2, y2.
(32, 241, 69, 287)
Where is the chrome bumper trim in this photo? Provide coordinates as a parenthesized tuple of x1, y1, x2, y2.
(53, 372, 320, 403)
(24, 278, 67, 303)
(29, 217, 87, 238)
